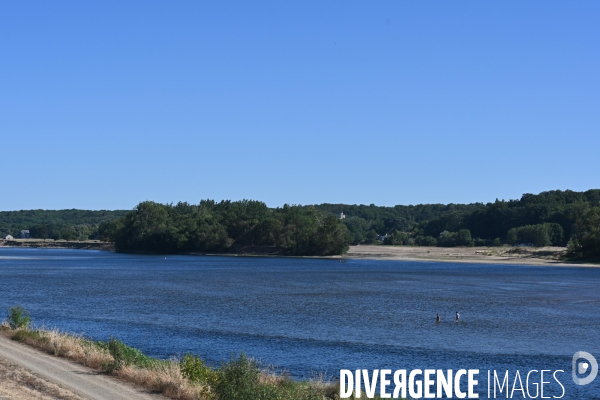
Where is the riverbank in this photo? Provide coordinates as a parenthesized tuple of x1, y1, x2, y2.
(0, 239, 114, 251)
(2, 240, 598, 267)
(345, 245, 600, 267)
(0, 326, 341, 400)
(0, 330, 160, 400)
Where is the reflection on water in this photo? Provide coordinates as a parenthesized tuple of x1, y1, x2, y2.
(0, 248, 599, 398)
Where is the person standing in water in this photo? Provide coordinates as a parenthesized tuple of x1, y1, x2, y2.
(436, 313, 441, 323)
(455, 311, 460, 323)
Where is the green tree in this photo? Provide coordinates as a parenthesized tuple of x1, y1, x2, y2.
(7, 305, 31, 330)
(456, 229, 472, 246)
(506, 224, 552, 247)
(437, 230, 457, 247)
(569, 204, 600, 259)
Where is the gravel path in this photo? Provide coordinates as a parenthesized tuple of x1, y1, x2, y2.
(0, 335, 163, 400)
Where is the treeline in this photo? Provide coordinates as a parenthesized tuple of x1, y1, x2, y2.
(0, 209, 128, 240)
(315, 189, 600, 259)
(100, 200, 349, 256)
(3, 189, 599, 259)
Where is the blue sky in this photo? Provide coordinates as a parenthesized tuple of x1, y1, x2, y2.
(1, 1, 599, 210)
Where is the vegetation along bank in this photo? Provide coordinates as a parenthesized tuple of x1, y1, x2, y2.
(2, 306, 366, 400)
(2, 189, 599, 259)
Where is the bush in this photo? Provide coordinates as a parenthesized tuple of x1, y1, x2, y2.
(101, 338, 156, 371)
(12, 329, 49, 345)
(213, 353, 263, 400)
(180, 354, 214, 384)
(154, 351, 342, 400)
(210, 353, 336, 400)
(7, 306, 31, 330)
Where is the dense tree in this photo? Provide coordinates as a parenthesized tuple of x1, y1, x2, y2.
(3, 189, 599, 259)
(568, 204, 600, 259)
(314, 189, 600, 251)
(0, 209, 127, 240)
(109, 201, 349, 256)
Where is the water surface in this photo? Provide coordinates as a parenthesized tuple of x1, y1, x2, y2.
(0, 248, 598, 398)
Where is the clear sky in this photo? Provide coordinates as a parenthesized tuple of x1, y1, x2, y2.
(1, 1, 599, 211)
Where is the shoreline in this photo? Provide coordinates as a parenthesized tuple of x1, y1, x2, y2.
(0, 239, 114, 251)
(2, 239, 598, 267)
(344, 244, 600, 267)
(0, 326, 337, 400)
(0, 329, 167, 399)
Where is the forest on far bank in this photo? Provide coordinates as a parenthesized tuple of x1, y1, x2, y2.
(314, 189, 600, 259)
(1, 189, 599, 259)
(0, 209, 127, 241)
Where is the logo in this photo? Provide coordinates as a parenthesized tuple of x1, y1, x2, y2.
(572, 351, 598, 386)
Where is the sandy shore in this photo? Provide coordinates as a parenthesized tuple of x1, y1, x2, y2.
(1, 239, 597, 267)
(345, 245, 599, 267)
(0, 239, 114, 251)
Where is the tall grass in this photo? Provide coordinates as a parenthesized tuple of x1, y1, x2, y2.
(8, 328, 112, 369)
(0, 326, 348, 400)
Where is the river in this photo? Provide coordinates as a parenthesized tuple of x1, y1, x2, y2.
(0, 248, 598, 398)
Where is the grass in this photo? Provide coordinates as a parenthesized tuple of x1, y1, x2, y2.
(0, 324, 357, 400)
(1, 304, 399, 399)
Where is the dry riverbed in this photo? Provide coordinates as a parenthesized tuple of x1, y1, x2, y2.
(345, 245, 597, 267)
(1, 239, 596, 267)
(0, 239, 114, 251)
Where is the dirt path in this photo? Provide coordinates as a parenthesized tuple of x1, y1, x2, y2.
(0, 356, 85, 400)
(0, 335, 162, 400)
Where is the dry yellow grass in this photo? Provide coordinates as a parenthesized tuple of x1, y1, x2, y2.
(1, 326, 339, 400)
(5, 327, 112, 369)
(117, 363, 208, 400)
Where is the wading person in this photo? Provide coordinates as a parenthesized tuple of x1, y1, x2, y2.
(455, 311, 460, 323)
(436, 313, 441, 323)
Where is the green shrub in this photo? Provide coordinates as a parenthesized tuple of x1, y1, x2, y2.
(180, 354, 214, 384)
(12, 329, 49, 344)
(7, 306, 31, 330)
(213, 353, 262, 400)
(211, 353, 337, 400)
(101, 338, 156, 371)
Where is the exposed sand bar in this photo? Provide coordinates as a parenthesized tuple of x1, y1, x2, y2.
(2, 239, 597, 267)
(345, 245, 599, 267)
(0, 239, 114, 251)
